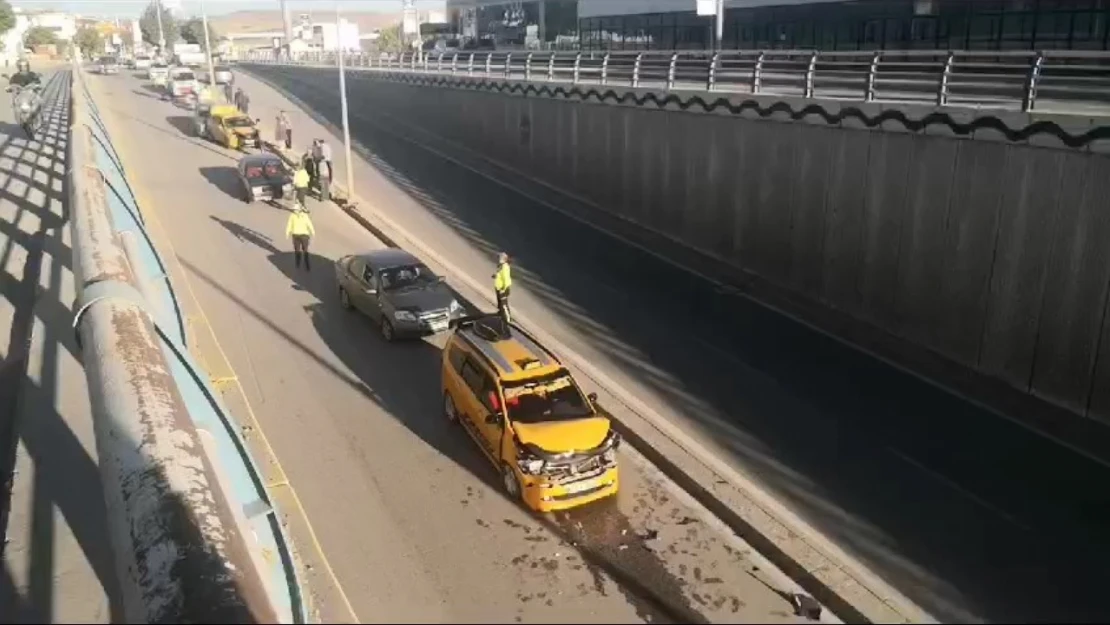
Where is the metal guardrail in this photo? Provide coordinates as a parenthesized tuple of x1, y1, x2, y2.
(69, 63, 306, 622)
(243, 48, 1110, 115)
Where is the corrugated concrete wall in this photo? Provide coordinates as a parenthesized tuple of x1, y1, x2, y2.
(249, 65, 1110, 425)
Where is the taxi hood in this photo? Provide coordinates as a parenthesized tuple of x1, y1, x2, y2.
(513, 417, 610, 454)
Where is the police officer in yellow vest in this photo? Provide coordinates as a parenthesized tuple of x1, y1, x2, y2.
(493, 252, 512, 330)
(286, 203, 316, 271)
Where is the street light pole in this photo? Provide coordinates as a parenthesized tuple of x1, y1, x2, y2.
(156, 0, 166, 54)
(336, 1, 355, 203)
(715, 0, 724, 51)
(199, 0, 217, 88)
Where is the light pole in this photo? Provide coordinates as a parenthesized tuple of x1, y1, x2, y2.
(199, 0, 217, 89)
(714, 0, 724, 51)
(336, 1, 355, 203)
(155, 0, 166, 55)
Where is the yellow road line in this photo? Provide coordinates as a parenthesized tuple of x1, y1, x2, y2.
(96, 80, 360, 623)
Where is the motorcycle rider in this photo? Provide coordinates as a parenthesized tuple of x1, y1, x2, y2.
(7, 59, 42, 89)
(7, 59, 43, 138)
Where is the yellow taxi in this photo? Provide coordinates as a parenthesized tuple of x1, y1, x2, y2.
(442, 314, 620, 512)
(205, 104, 261, 150)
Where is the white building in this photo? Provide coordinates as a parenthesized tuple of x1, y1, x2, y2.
(28, 11, 78, 42)
(0, 10, 31, 66)
(292, 19, 360, 52)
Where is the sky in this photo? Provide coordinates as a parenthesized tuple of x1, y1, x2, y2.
(10, 0, 448, 18)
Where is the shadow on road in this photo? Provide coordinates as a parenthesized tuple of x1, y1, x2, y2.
(249, 68, 1110, 623)
(0, 71, 124, 622)
(210, 216, 281, 254)
(264, 250, 502, 491)
(166, 115, 196, 137)
(199, 166, 245, 202)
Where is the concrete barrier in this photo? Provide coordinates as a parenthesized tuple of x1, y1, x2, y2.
(70, 62, 307, 623)
(243, 63, 1110, 435)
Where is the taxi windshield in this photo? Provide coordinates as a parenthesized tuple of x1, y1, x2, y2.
(226, 116, 253, 128)
(502, 373, 592, 424)
(379, 264, 438, 290)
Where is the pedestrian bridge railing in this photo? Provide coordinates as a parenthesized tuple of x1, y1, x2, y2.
(68, 60, 306, 623)
(243, 48, 1110, 116)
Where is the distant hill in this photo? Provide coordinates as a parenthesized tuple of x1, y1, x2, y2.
(207, 10, 402, 36)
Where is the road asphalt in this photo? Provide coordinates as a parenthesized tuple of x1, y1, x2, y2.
(85, 69, 818, 623)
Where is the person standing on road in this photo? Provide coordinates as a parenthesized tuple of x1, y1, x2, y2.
(223, 81, 233, 103)
(275, 110, 287, 147)
(493, 252, 512, 332)
(233, 87, 242, 110)
(239, 90, 251, 115)
(280, 110, 293, 150)
(293, 161, 310, 207)
(286, 203, 316, 271)
(318, 139, 333, 184)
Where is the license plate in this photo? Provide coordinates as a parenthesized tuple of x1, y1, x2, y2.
(563, 478, 599, 494)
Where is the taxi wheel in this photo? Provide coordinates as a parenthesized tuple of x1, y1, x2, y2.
(380, 317, 395, 342)
(501, 464, 523, 501)
(443, 392, 458, 423)
(338, 287, 352, 310)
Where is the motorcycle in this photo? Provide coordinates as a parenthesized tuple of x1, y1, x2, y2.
(5, 82, 43, 140)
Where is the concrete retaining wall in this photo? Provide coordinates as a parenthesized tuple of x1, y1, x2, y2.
(248, 65, 1110, 426)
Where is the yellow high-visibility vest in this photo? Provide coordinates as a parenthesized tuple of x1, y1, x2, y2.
(494, 263, 511, 294)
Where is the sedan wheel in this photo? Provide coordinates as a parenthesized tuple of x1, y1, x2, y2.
(380, 317, 395, 342)
(339, 287, 352, 310)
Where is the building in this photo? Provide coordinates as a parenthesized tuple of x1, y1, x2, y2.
(0, 10, 32, 66)
(28, 10, 78, 42)
(292, 18, 361, 51)
(446, 0, 1110, 51)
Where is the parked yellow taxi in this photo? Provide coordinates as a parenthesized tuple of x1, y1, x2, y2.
(205, 104, 261, 150)
(442, 314, 620, 511)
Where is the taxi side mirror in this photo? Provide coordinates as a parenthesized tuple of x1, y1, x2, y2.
(485, 413, 500, 426)
(587, 392, 598, 403)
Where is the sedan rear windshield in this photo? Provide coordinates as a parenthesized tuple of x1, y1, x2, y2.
(502, 373, 592, 424)
(173, 72, 196, 81)
(152, 63, 168, 69)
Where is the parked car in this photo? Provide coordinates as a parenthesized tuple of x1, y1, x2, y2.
(148, 62, 169, 85)
(167, 67, 198, 99)
(335, 248, 463, 341)
(95, 56, 120, 74)
(236, 153, 293, 203)
(441, 314, 619, 512)
(204, 104, 261, 150)
(214, 65, 234, 85)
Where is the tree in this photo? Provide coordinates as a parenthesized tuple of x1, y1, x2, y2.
(24, 26, 58, 47)
(376, 24, 404, 54)
(180, 17, 217, 51)
(0, 1, 14, 39)
(74, 27, 103, 56)
(139, 0, 178, 48)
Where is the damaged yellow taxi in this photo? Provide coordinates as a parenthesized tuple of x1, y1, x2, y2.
(442, 314, 620, 512)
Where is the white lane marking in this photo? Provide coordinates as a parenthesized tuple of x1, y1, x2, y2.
(885, 446, 1032, 532)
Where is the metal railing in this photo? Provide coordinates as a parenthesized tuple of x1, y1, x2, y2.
(243, 48, 1110, 115)
(69, 63, 306, 622)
